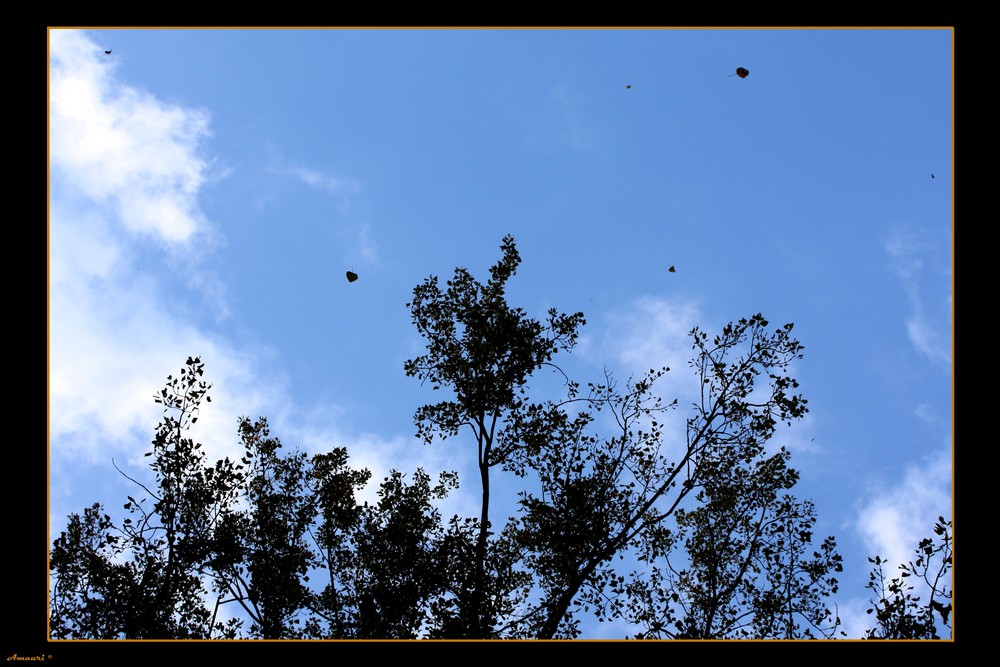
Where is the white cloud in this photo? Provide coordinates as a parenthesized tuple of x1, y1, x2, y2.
(832, 442, 952, 638)
(602, 295, 702, 381)
(48, 31, 352, 504)
(47, 30, 472, 577)
(854, 444, 952, 574)
(835, 596, 876, 639)
(597, 296, 813, 436)
(50, 29, 214, 246)
(594, 297, 830, 497)
(905, 315, 948, 365)
(50, 29, 240, 466)
(578, 296, 703, 457)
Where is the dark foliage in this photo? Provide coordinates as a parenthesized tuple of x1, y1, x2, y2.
(51, 236, 911, 640)
(864, 517, 953, 639)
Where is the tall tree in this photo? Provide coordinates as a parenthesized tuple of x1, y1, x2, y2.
(403, 236, 832, 639)
(403, 234, 585, 637)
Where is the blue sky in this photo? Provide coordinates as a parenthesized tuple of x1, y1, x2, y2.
(48, 27, 953, 639)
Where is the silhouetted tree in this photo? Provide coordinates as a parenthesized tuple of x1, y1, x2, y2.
(403, 237, 836, 639)
(208, 417, 315, 638)
(614, 320, 844, 639)
(864, 517, 952, 639)
(50, 357, 244, 639)
(305, 464, 470, 638)
(51, 237, 853, 640)
(626, 489, 842, 639)
(510, 315, 836, 638)
(50, 357, 472, 639)
(403, 234, 584, 636)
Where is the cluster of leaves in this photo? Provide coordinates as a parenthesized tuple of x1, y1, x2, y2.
(864, 516, 953, 639)
(51, 236, 861, 640)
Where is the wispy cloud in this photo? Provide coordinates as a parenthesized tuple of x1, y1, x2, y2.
(271, 157, 374, 264)
(884, 226, 951, 367)
(915, 403, 939, 425)
(288, 164, 361, 197)
(549, 81, 598, 153)
(357, 222, 378, 264)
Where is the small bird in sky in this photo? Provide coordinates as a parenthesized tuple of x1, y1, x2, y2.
(668, 265, 676, 273)
(930, 173, 935, 179)
(626, 84, 632, 89)
(346, 270, 358, 283)
(105, 50, 112, 55)
(729, 67, 749, 78)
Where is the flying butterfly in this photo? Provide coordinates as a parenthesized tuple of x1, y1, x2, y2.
(346, 270, 358, 283)
(729, 67, 749, 79)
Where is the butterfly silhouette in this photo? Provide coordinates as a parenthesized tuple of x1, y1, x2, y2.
(729, 67, 749, 78)
(346, 270, 358, 283)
